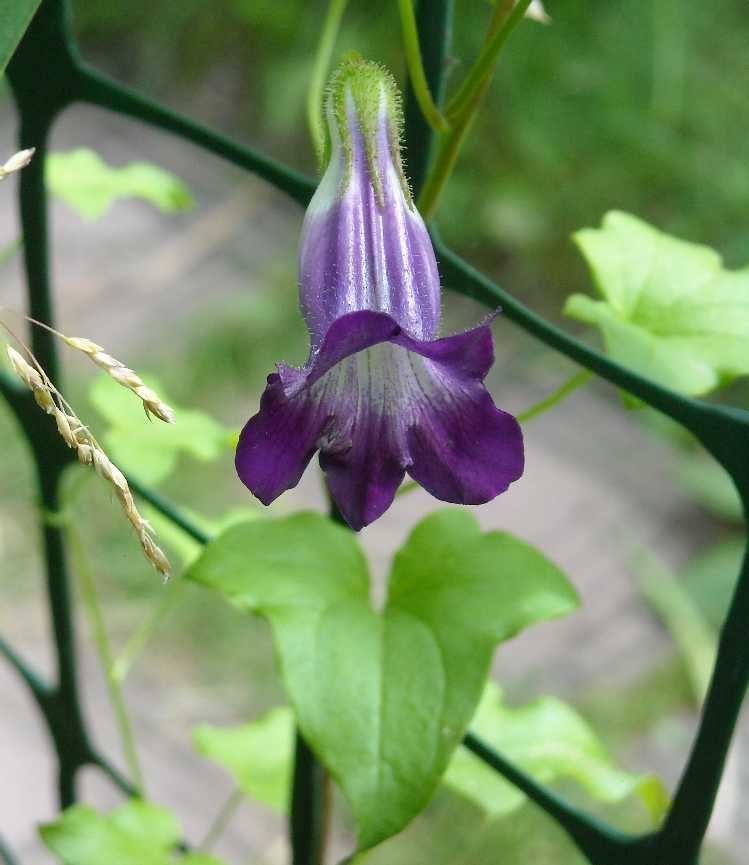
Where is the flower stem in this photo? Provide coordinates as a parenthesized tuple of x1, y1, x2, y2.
(403, 0, 454, 197)
(199, 787, 244, 852)
(445, 0, 532, 121)
(417, 0, 532, 220)
(67, 525, 146, 797)
(397, 0, 449, 133)
(516, 370, 593, 424)
(307, 0, 350, 166)
(416, 99, 478, 220)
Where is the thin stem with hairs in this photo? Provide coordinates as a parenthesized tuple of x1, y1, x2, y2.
(445, 0, 532, 121)
(397, 0, 449, 133)
(417, 0, 533, 219)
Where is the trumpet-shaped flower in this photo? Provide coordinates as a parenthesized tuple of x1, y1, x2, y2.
(236, 56, 523, 529)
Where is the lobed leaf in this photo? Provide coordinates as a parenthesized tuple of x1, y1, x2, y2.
(194, 706, 294, 813)
(565, 211, 749, 396)
(193, 682, 667, 834)
(365, 795, 589, 865)
(47, 148, 193, 220)
(40, 801, 186, 865)
(187, 508, 578, 850)
(446, 681, 668, 824)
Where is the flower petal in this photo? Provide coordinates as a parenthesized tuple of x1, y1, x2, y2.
(406, 390, 524, 505)
(320, 436, 405, 532)
(235, 373, 327, 505)
(237, 311, 523, 529)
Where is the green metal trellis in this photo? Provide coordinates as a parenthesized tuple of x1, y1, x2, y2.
(0, 2, 747, 864)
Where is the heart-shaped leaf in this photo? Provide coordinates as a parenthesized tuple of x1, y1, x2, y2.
(187, 509, 578, 850)
(192, 684, 667, 828)
(565, 210, 749, 396)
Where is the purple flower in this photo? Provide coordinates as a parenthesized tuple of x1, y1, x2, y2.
(236, 56, 524, 530)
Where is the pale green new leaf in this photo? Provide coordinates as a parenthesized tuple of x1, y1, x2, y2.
(365, 793, 588, 865)
(40, 801, 179, 865)
(0, 0, 40, 74)
(565, 211, 749, 396)
(187, 508, 578, 851)
(40, 800, 229, 865)
(446, 681, 668, 824)
(47, 148, 193, 220)
(90, 373, 232, 485)
(194, 706, 295, 813)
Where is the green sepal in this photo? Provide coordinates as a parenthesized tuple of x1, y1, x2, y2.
(323, 52, 411, 208)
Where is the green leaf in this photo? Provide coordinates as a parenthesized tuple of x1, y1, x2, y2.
(187, 509, 578, 851)
(40, 801, 180, 865)
(40, 801, 230, 865)
(446, 681, 668, 824)
(0, 0, 40, 74)
(46, 148, 193, 220)
(194, 706, 294, 813)
(90, 373, 231, 485)
(565, 211, 749, 396)
(447, 799, 588, 865)
(365, 793, 589, 865)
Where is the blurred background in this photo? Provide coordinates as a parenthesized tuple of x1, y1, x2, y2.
(1, 1, 747, 863)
